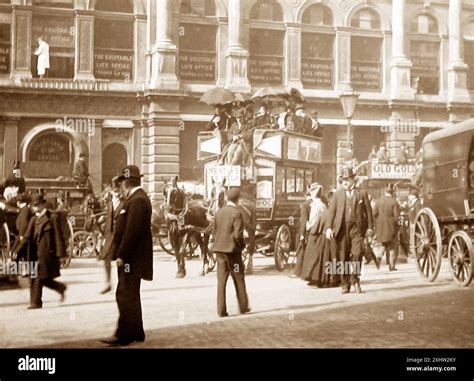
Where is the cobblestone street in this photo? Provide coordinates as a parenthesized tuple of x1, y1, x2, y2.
(1, 249, 472, 348)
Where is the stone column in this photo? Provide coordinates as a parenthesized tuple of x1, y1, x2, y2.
(142, 115, 181, 202)
(390, 0, 415, 100)
(3, 118, 19, 179)
(145, 0, 156, 84)
(11, 7, 32, 79)
(447, 0, 470, 103)
(74, 10, 94, 80)
(225, 0, 250, 92)
(148, 0, 179, 90)
(88, 119, 102, 192)
(336, 124, 353, 184)
(134, 14, 147, 83)
(335, 28, 351, 92)
(285, 24, 303, 88)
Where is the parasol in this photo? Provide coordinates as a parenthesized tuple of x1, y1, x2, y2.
(200, 87, 235, 106)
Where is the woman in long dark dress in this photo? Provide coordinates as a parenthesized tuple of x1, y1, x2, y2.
(301, 188, 339, 287)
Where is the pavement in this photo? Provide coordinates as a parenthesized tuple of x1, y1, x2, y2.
(0, 249, 473, 348)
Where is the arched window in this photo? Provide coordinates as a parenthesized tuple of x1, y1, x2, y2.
(248, 0, 285, 85)
(27, 131, 72, 178)
(0, 10, 10, 75)
(302, 3, 333, 26)
(350, 8, 382, 91)
(94, 0, 134, 81)
(178, 0, 218, 83)
(464, 22, 474, 90)
(250, 0, 282, 22)
(351, 8, 380, 30)
(31, 2, 75, 78)
(301, 4, 335, 89)
(409, 14, 440, 95)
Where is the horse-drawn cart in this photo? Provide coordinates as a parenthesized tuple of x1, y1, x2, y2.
(411, 119, 474, 286)
(199, 128, 323, 271)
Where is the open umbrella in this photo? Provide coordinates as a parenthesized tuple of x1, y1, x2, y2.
(251, 86, 287, 100)
(200, 87, 234, 106)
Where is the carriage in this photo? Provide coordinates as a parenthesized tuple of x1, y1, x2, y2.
(198, 128, 323, 271)
(410, 118, 474, 286)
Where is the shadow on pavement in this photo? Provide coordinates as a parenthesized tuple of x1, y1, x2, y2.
(33, 287, 474, 349)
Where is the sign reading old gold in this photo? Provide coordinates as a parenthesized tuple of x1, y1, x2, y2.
(370, 163, 416, 179)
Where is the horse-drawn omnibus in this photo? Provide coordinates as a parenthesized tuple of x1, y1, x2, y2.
(411, 118, 474, 286)
(198, 128, 323, 271)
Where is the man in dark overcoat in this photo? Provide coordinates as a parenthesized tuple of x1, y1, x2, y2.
(211, 187, 250, 317)
(325, 168, 373, 293)
(12, 194, 33, 263)
(373, 184, 400, 271)
(15, 194, 67, 309)
(101, 165, 153, 346)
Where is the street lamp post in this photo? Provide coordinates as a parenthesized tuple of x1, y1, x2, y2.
(339, 91, 360, 159)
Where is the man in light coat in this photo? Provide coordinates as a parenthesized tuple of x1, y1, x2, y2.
(34, 37, 50, 79)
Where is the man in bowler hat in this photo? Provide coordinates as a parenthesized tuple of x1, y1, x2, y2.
(211, 187, 250, 317)
(101, 165, 153, 346)
(325, 168, 373, 293)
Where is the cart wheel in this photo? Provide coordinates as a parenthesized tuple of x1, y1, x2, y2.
(0, 223, 11, 262)
(447, 231, 473, 287)
(158, 227, 175, 255)
(411, 208, 442, 282)
(73, 231, 97, 258)
(274, 224, 291, 271)
(61, 219, 74, 268)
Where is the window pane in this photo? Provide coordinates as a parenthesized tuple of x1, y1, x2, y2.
(302, 4, 333, 26)
(410, 40, 439, 94)
(351, 8, 380, 30)
(248, 29, 284, 84)
(301, 33, 334, 89)
(250, 0, 282, 21)
(0, 21, 9, 74)
(465, 41, 474, 90)
(95, 0, 133, 13)
(32, 14, 74, 78)
(351, 36, 382, 91)
(179, 23, 216, 82)
(94, 19, 133, 80)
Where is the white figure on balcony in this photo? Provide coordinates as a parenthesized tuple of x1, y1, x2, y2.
(34, 36, 50, 79)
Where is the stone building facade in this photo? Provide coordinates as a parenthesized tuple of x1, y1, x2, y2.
(0, 0, 473, 200)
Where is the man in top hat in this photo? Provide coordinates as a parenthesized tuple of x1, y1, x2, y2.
(11, 194, 33, 263)
(101, 165, 153, 346)
(373, 184, 400, 271)
(73, 152, 90, 187)
(3, 161, 26, 197)
(211, 187, 250, 317)
(325, 167, 373, 293)
(15, 193, 67, 309)
(292, 104, 316, 135)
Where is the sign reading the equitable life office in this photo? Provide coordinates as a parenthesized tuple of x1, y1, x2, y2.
(370, 163, 416, 179)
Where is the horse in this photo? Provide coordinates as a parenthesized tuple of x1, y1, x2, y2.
(162, 176, 212, 278)
(207, 180, 256, 274)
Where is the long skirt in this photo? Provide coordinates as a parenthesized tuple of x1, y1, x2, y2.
(300, 233, 339, 286)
